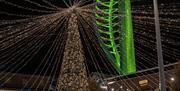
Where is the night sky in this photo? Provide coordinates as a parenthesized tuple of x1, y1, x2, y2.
(0, 0, 179, 77)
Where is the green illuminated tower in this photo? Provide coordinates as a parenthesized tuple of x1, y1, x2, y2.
(96, 0, 136, 75)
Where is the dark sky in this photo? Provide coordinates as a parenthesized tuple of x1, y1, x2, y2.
(0, 0, 116, 76)
(0, 0, 179, 77)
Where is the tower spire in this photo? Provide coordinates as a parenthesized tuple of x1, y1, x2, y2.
(57, 13, 90, 91)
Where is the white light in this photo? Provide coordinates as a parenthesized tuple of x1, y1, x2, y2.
(108, 81, 115, 85)
(111, 88, 114, 91)
(120, 85, 123, 88)
(100, 85, 108, 89)
(170, 77, 175, 81)
(127, 89, 131, 91)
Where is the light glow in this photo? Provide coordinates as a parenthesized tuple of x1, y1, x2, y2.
(170, 77, 175, 81)
(96, 0, 136, 75)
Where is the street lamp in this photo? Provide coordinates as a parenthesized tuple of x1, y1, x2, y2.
(153, 0, 166, 91)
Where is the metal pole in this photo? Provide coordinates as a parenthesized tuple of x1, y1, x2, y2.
(153, 0, 166, 91)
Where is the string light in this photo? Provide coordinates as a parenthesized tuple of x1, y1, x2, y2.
(0, 0, 178, 90)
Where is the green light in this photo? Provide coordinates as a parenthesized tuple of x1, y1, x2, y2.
(96, 0, 136, 75)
